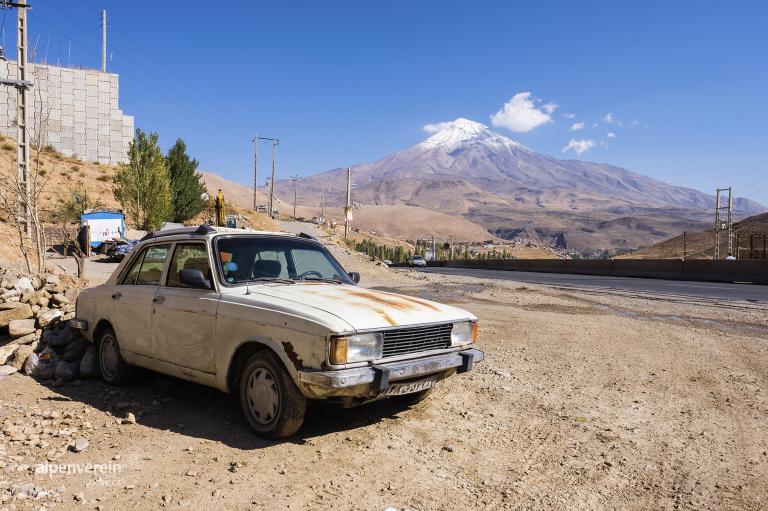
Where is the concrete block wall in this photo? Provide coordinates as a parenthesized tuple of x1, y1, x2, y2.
(0, 61, 133, 164)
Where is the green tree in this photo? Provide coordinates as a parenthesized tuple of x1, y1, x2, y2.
(113, 129, 171, 231)
(166, 139, 207, 223)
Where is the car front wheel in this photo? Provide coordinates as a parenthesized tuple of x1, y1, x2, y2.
(239, 351, 307, 439)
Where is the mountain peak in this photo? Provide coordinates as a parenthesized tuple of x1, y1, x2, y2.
(419, 117, 531, 153)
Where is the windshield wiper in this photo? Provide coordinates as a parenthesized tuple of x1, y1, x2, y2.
(247, 277, 296, 284)
(297, 277, 345, 284)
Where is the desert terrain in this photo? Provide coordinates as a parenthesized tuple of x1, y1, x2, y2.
(1, 254, 766, 510)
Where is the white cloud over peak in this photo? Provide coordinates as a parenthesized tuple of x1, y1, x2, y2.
(562, 138, 595, 155)
(490, 92, 555, 133)
(563, 113, 577, 119)
(570, 122, 585, 131)
(606, 132, 616, 138)
(422, 121, 454, 134)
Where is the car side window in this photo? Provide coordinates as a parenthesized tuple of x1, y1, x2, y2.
(120, 250, 145, 286)
(135, 245, 170, 286)
(167, 243, 212, 288)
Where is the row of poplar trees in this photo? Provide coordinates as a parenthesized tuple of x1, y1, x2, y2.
(113, 129, 208, 231)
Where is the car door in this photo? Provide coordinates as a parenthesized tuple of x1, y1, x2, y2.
(150, 242, 219, 374)
(111, 243, 171, 357)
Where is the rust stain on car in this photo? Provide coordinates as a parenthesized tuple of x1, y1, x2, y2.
(344, 289, 440, 312)
(282, 341, 304, 370)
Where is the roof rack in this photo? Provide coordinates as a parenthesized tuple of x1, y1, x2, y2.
(140, 224, 216, 241)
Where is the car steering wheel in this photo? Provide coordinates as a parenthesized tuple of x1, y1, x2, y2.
(296, 270, 323, 279)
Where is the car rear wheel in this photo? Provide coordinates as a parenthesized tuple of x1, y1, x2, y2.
(239, 351, 306, 439)
(97, 327, 136, 385)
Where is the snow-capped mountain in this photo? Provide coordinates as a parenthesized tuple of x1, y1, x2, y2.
(272, 119, 764, 250)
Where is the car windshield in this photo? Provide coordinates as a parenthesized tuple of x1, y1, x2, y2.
(215, 236, 353, 285)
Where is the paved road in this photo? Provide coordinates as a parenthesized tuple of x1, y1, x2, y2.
(419, 267, 768, 303)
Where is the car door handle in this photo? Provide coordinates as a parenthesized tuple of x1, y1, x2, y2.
(152, 295, 165, 304)
(111, 292, 121, 300)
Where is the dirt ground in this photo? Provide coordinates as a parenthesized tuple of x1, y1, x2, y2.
(1, 266, 767, 510)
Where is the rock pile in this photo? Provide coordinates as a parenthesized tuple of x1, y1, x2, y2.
(0, 266, 94, 383)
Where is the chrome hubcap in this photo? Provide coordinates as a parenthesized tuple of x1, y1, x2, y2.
(100, 335, 119, 379)
(247, 368, 279, 425)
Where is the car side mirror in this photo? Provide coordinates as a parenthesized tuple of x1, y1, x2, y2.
(349, 271, 360, 284)
(179, 268, 212, 289)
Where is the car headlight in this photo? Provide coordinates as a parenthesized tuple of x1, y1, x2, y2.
(451, 321, 478, 346)
(330, 333, 384, 364)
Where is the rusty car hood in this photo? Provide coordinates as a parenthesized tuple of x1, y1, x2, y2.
(243, 283, 474, 331)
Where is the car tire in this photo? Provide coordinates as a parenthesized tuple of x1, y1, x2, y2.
(391, 387, 434, 406)
(97, 327, 136, 385)
(239, 351, 307, 439)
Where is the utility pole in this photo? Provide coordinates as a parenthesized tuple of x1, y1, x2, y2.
(252, 133, 258, 211)
(683, 231, 687, 261)
(269, 139, 278, 218)
(344, 167, 351, 239)
(0, 1, 33, 236)
(290, 175, 300, 220)
(714, 187, 733, 259)
(252, 136, 279, 216)
(320, 189, 325, 224)
(100, 9, 107, 72)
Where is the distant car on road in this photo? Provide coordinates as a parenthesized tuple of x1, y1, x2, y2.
(382, 259, 393, 266)
(410, 255, 427, 268)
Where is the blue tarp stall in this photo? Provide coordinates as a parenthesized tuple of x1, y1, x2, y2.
(81, 211, 126, 248)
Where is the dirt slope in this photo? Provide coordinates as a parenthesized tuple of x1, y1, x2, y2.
(621, 211, 768, 259)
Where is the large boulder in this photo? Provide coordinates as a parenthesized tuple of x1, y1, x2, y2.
(8, 318, 36, 337)
(0, 365, 18, 378)
(37, 309, 62, 328)
(0, 303, 33, 328)
(6, 344, 33, 370)
(0, 344, 18, 365)
(14, 277, 35, 303)
(51, 293, 70, 306)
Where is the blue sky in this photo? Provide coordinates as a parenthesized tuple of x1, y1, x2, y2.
(9, 0, 768, 204)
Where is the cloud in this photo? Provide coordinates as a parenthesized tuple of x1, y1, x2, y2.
(563, 113, 577, 119)
(606, 132, 616, 138)
(570, 122, 585, 131)
(592, 123, 599, 128)
(562, 138, 595, 155)
(490, 92, 555, 133)
(422, 121, 454, 134)
(629, 120, 648, 128)
(603, 112, 623, 127)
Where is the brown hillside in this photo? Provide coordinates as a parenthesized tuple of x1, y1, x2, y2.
(620, 212, 768, 259)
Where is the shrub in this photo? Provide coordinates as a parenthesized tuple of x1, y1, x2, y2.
(1, 143, 14, 151)
(96, 175, 111, 182)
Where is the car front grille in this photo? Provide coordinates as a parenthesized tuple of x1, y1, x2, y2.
(382, 323, 453, 358)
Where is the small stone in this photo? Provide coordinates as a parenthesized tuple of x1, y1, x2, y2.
(122, 413, 136, 425)
(54, 360, 78, 382)
(442, 445, 455, 452)
(71, 437, 89, 452)
(185, 470, 197, 477)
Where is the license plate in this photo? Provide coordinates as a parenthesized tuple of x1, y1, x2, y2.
(384, 377, 436, 396)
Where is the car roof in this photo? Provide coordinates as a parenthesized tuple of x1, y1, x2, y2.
(140, 224, 305, 243)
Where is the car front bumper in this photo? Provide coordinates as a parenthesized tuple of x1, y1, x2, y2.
(296, 347, 484, 398)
